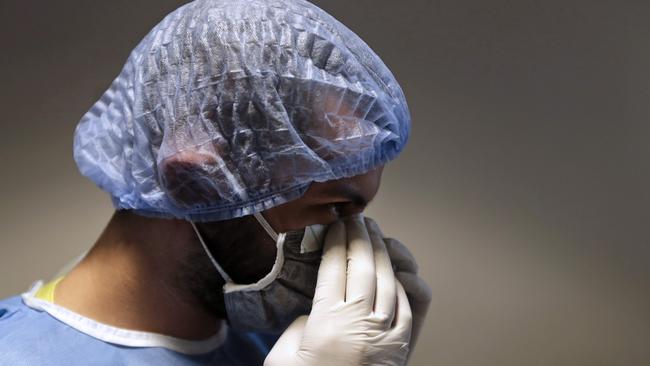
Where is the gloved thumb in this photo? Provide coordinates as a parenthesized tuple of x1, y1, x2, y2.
(264, 315, 308, 366)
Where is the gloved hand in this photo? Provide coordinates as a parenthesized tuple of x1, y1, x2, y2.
(364, 217, 432, 355)
(265, 216, 412, 366)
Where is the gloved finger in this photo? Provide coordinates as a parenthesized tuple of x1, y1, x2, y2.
(384, 237, 419, 274)
(264, 315, 308, 366)
(365, 217, 396, 326)
(313, 221, 347, 308)
(396, 271, 432, 351)
(344, 215, 376, 310)
(392, 279, 413, 339)
(363, 217, 385, 236)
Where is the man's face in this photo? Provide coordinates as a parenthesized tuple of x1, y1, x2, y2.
(180, 166, 384, 317)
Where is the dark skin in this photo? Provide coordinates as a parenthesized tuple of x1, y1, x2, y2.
(54, 166, 383, 340)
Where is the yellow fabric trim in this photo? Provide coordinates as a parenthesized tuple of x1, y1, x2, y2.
(34, 276, 64, 303)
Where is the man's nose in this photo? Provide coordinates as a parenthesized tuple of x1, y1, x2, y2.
(335, 201, 367, 218)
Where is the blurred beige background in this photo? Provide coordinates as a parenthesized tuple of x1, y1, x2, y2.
(1, 1, 648, 365)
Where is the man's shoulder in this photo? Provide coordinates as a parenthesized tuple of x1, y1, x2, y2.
(0, 295, 61, 365)
(0, 295, 23, 313)
(0, 295, 133, 365)
(0, 294, 70, 336)
(0, 295, 279, 365)
(0, 295, 37, 331)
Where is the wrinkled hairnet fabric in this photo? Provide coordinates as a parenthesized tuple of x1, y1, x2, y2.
(73, 0, 411, 222)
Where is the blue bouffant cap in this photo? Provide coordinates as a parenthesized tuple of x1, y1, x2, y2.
(73, 0, 410, 221)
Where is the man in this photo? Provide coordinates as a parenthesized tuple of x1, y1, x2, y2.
(0, 0, 431, 364)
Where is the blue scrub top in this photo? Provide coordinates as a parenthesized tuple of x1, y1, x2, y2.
(0, 294, 278, 365)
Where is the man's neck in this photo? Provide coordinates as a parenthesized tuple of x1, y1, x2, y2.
(53, 211, 222, 340)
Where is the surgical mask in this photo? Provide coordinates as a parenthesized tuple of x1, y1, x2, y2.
(190, 213, 326, 334)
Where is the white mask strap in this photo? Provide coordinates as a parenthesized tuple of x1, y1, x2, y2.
(190, 221, 233, 283)
(253, 212, 279, 242)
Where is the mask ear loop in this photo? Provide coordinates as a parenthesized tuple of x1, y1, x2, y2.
(223, 212, 287, 293)
(190, 221, 233, 284)
(253, 212, 279, 242)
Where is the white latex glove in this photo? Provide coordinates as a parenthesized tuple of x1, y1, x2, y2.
(364, 217, 432, 355)
(265, 216, 412, 366)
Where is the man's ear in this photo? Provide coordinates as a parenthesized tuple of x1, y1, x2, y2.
(159, 151, 220, 208)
